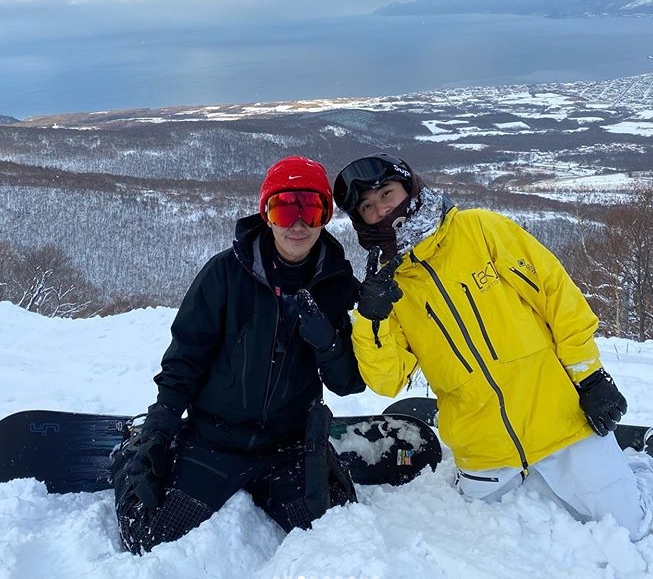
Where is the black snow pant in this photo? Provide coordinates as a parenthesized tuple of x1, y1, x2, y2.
(112, 422, 356, 554)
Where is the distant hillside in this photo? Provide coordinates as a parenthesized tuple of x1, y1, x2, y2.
(0, 115, 19, 125)
(377, 0, 653, 17)
(1, 74, 652, 310)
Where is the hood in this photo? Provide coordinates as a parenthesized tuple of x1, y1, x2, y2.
(395, 187, 456, 257)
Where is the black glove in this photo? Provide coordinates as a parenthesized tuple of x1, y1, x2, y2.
(126, 403, 182, 508)
(295, 289, 336, 352)
(358, 246, 403, 322)
(576, 368, 627, 436)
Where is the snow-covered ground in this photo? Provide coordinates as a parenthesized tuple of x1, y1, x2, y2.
(1, 301, 653, 579)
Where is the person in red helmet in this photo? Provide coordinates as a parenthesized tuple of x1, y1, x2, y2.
(111, 156, 365, 554)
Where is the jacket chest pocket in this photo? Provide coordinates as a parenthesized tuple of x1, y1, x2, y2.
(218, 329, 252, 410)
(415, 301, 474, 393)
(460, 279, 551, 363)
(234, 332, 250, 408)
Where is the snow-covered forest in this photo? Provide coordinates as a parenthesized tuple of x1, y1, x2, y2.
(2, 75, 653, 338)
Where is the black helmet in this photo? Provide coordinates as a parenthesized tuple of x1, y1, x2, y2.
(333, 153, 412, 218)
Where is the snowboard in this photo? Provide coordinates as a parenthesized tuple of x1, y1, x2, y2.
(383, 396, 653, 456)
(0, 410, 442, 494)
(384, 397, 439, 427)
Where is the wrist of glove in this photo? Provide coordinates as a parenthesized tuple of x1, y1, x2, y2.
(126, 431, 172, 509)
(575, 368, 627, 436)
(126, 403, 182, 508)
(295, 289, 336, 352)
(358, 278, 403, 321)
(142, 402, 183, 440)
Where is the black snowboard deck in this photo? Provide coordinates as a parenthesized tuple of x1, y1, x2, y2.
(0, 410, 442, 493)
(384, 396, 653, 455)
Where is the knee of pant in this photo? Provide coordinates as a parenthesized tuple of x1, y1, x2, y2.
(275, 475, 357, 533)
(117, 488, 213, 554)
(327, 447, 357, 506)
(282, 497, 315, 532)
(455, 469, 523, 502)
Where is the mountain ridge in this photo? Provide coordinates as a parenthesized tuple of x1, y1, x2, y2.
(376, 0, 653, 17)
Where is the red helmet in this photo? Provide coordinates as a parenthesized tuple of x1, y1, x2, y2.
(260, 156, 333, 224)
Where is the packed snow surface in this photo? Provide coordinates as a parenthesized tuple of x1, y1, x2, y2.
(1, 301, 653, 579)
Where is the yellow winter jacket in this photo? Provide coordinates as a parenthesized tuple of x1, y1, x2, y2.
(353, 207, 601, 471)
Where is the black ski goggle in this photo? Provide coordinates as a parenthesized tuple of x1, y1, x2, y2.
(333, 154, 411, 215)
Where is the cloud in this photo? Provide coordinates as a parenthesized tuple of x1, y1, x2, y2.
(0, 0, 399, 16)
(0, 0, 419, 47)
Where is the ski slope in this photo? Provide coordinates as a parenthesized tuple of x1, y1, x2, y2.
(1, 301, 652, 579)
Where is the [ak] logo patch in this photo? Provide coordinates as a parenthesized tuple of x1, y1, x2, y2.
(472, 261, 500, 293)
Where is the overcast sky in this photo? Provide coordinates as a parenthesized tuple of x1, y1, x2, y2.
(0, 0, 412, 39)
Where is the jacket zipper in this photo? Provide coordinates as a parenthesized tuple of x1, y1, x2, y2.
(459, 471, 499, 483)
(270, 269, 342, 404)
(258, 297, 280, 428)
(461, 283, 498, 361)
(240, 333, 248, 408)
(259, 274, 331, 430)
(425, 302, 473, 373)
(267, 316, 300, 409)
(413, 252, 529, 472)
(509, 267, 540, 293)
(246, 303, 279, 450)
(240, 248, 350, 447)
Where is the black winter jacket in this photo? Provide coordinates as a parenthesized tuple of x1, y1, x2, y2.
(154, 214, 365, 452)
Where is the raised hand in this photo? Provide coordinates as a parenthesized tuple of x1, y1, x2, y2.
(358, 246, 403, 322)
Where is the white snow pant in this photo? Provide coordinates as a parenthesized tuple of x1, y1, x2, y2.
(454, 432, 653, 541)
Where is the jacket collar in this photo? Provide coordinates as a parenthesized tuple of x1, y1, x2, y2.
(396, 205, 459, 272)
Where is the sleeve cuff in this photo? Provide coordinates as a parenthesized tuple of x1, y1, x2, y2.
(565, 358, 602, 384)
(314, 333, 343, 363)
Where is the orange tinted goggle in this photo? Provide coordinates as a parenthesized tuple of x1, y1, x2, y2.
(266, 191, 329, 228)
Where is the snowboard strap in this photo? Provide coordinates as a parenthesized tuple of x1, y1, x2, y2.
(303, 399, 334, 518)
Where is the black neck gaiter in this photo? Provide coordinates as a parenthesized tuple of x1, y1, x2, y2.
(351, 175, 427, 262)
(352, 195, 413, 262)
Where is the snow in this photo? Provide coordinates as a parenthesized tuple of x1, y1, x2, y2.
(448, 143, 489, 151)
(494, 121, 531, 130)
(507, 168, 647, 203)
(26, 73, 653, 130)
(1, 300, 653, 578)
(570, 116, 606, 124)
(321, 125, 349, 137)
(602, 121, 653, 138)
(517, 111, 569, 120)
(499, 91, 576, 108)
(422, 120, 454, 135)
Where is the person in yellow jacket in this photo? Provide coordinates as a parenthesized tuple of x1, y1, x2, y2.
(333, 152, 653, 541)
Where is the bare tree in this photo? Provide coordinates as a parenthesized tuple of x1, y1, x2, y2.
(571, 187, 653, 341)
(625, 187, 653, 341)
(0, 241, 20, 302)
(11, 245, 100, 318)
